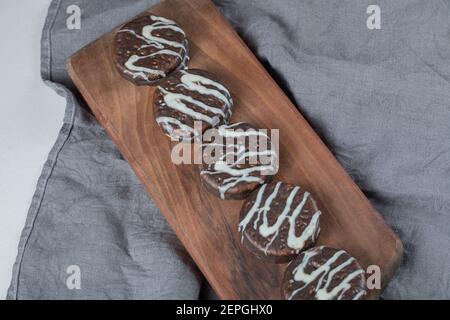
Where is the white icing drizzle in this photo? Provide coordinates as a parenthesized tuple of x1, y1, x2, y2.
(200, 124, 276, 199)
(156, 71, 233, 140)
(158, 87, 221, 125)
(156, 116, 199, 140)
(179, 70, 232, 112)
(352, 289, 367, 300)
(238, 182, 321, 253)
(118, 15, 188, 81)
(123, 49, 182, 80)
(217, 122, 268, 138)
(288, 246, 366, 300)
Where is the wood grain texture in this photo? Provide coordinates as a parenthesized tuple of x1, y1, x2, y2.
(67, 0, 402, 299)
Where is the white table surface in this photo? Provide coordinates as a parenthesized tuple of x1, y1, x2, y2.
(0, 0, 65, 299)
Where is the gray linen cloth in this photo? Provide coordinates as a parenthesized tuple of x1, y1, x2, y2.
(8, 0, 450, 299)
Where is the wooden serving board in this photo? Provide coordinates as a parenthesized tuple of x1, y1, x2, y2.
(67, 0, 402, 299)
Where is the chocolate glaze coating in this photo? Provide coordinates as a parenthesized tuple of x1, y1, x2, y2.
(238, 181, 321, 263)
(199, 122, 277, 200)
(282, 246, 367, 300)
(114, 15, 189, 85)
(153, 69, 233, 141)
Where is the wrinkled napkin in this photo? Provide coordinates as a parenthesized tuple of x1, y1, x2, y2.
(8, 0, 450, 299)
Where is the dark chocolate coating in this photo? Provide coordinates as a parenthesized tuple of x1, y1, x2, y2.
(113, 15, 189, 85)
(282, 246, 367, 300)
(238, 181, 321, 263)
(153, 69, 233, 141)
(199, 122, 276, 200)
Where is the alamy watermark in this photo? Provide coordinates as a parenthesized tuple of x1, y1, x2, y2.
(64, 4, 382, 34)
(66, 5, 81, 30)
(66, 265, 81, 290)
(367, 5, 381, 30)
(168, 121, 279, 176)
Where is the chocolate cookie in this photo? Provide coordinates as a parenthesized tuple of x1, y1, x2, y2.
(282, 246, 367, 300)
(238, 181, 321, 262)
(153, 69, 233, 141)
(200, 122, 277, 200)
(114, 15, 189, 85)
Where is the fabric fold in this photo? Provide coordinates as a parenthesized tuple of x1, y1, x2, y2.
(8, 0, 450, 299)
(8, 0, 203, 300)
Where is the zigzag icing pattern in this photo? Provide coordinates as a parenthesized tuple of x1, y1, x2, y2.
(156, 70, 233, 140)
(288, 246, 366, 300)
(118, 15, 188, 81)
(238, 182, 321, 253)
(200, 123, 276, 199)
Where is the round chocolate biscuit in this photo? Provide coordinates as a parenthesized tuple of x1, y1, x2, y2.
(153, 69, 233, 141)
(238, 181, 321, 262)
(282, 246, 367, 300)
(199, 122, 277, 200)
(114, 15, 189, 85)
